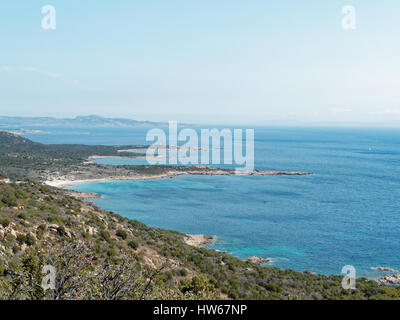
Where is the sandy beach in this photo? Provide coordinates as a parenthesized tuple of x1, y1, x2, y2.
(44, 174, 173, 188)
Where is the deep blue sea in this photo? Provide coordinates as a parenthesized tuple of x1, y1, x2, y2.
(21, 126, 400, 278)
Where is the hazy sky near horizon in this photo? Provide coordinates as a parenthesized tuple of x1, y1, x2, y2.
(1, 0, 400, 125)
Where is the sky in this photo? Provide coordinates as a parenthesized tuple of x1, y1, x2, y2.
(0, 0, 400, 125)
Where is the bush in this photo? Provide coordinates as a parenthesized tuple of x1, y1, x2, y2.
(37, 224, 47, 232)
(0, 215, 10, 227)
(16, 234, 26, 244)
(25, 233, 36, 246)
(12, 244, 20, 253)
(107, 248, 116, 257)
(116, 229, 127, 240)
(16, 233, 35, 246)
(128, 240, 139, 250)
(178, 268, 188, 277)
(1, 194, 18, 207)
(181, 274, 215, 295)
(100, 230, 111, 243)
(16, 212, 28, 220)
(35, 224, 47, 239)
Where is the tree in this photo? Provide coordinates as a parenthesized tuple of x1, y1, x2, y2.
(91, 258, 167, 300)
(45, 243, 92, 300)
(2, 250, 45, 300)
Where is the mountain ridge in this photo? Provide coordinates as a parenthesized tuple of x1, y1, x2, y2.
(0, 115, 191, 128)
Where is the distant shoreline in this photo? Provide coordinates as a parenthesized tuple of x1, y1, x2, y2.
(45, 167, 312, 188)
(45, 174, 174, 188)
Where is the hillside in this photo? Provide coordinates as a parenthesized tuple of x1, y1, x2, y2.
(0, 131, 147, 181)
(1, 180, 399, 300)
(0, 131, 145, 158)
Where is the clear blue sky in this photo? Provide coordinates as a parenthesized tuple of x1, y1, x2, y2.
(1, 0, 400, 125)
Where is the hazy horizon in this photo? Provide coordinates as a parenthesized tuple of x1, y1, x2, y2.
(2, 113, 400, 128)
(1, 1, 400, 126)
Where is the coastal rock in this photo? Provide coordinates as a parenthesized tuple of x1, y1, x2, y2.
(65, 190, 101, 199)
(379, 273, 400, 285)
(246, 256, 271, 265)
(184, 234, 215, 248)
(372, 266, 397, 272)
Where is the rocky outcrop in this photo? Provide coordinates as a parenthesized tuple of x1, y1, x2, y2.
(246, 256, 271, 265)
(379, 273, 400, 285)
(184, 234, 216, 247)
(372, 266, 397, 272)
(65, 190, 102, 199)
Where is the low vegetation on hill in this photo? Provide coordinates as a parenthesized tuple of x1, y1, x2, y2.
(0, 180, 399, 300)
(0, 131, 150, 181)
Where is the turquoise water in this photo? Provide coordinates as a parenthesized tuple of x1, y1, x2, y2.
(23, 126, 400, 277)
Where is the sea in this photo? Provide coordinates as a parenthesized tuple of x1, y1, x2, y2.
(19, 126, 400, 278)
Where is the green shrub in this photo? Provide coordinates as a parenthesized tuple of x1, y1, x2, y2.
(25, 233, 36, 246)
(16, 234, 26, 244)
(128, 240, 139, 250)
(16, 233, 35, 246)
(107, 248, 116, 257)
(100, 230, 111, 243)
(0, 215, 10, 227)
(178, 268, 188, 277)
(116, 229, 127, 240)
(36, 224, 47, 238)
(181, 274, 215, 295)
(12, 244, 20, 253)
(1, 194, 18, 207)
(37, 224, 47, 232)
(16, 212, 28, 220)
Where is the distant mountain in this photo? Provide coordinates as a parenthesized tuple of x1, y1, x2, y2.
(0, 115, 179, 128)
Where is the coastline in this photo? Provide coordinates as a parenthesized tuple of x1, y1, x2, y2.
(43, 158, 313, 273)
(43, 169, 397, 281)
(45, 168, 312, 188)
(48, 171, 289, 271)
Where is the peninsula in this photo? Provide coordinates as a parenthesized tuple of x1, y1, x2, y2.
(0, 131, 311, 186)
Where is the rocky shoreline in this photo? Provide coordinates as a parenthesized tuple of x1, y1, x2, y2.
(184, 234, 216, 248)
(378, 273, 400, 285)
(64, 190, 102, 199)
(246, 256, 271, 265)
(372, 266, 397, 273)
